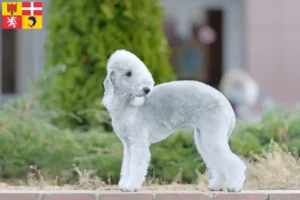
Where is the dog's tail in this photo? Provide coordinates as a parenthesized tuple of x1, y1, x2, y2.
(227, 115, 236, 141)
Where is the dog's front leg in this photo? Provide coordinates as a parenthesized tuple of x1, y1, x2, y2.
(121, 139, 150, 192)
(118, 139, 130, 190)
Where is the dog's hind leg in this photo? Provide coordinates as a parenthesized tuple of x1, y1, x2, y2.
(194, 128, 224, 191)
(198, 123, 246, 192)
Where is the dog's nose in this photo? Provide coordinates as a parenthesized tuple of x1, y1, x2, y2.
(143, 87, 151, 94)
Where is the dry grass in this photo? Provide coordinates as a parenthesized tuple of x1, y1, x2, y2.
(0, 141, 299, 190)
(27, 165, 45, 189)
(244, 141, 300, 190)
(194, 141, 300, 191)
(71, 164, 106, 190)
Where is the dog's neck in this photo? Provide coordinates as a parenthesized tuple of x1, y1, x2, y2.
(102, 91, 132, 114)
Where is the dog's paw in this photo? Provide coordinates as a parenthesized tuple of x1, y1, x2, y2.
(209, 187, 223, 192)
(208, 178, 223, 191)
(119, 182, 140, 192)
(118, 180, 126, 191)
(227, 187, 242, 192)
(208, 183, 223, 192)
(225, 176, 245, 193)
(119, 185, 138, 192)
(119, 188, 137, 192)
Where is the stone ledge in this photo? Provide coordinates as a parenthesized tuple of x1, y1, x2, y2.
(0, 190, 300, 200)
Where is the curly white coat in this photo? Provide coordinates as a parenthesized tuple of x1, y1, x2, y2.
(102, 50, 246, 192)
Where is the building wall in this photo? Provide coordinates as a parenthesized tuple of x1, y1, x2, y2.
(1, 0, 299, 107)
(0, 0, 49, 102)
(1, 0, 244, 104)
(15, 0, 49, 93)
(160, 0, 244, 72)
(244, 0, 300, 107)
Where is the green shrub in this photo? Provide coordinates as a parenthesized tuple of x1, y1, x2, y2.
(231, 107, 300, 157)
(2, 94, 300, 185)
(0, 97, 201, 184)
(39, 0, 175, 129)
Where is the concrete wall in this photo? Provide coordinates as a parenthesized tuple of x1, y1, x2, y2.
(244, 0, 300, 107)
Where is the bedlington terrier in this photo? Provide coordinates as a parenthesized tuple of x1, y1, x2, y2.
(102, 49, 246, 192)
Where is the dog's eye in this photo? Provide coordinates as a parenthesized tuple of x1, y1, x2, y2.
(125, 71, 132, 77)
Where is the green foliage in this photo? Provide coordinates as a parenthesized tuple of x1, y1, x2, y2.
(150, 131, 205, 183)
(0, 97, 199, 184)
(39, 0, 175, 128)
(2, 95, 300, 184)
(0, 95, 120, 183)
(231, 107, 300, 157)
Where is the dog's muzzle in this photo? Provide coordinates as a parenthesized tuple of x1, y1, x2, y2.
(135, 86, 152, 97)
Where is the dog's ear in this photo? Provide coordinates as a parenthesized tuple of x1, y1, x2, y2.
(103, 70, 115, 95)
(102, 70, 115, 108)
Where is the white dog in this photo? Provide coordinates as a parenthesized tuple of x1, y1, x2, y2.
(102, 50, 246, 192)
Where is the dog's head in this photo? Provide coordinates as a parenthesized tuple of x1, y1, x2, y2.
(102, 50, 155, 107)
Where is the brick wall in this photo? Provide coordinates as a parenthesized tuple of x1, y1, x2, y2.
(1, 190, 300, 200)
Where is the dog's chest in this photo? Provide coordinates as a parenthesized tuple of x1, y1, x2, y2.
(111, 109, 142, 138)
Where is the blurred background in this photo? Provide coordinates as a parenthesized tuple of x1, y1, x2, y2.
(0, 0, 300, 188)
(2, 0, 300, 111)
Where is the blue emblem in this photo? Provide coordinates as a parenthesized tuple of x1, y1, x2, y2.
(28, 16, 37, 28)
